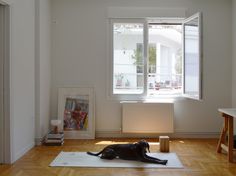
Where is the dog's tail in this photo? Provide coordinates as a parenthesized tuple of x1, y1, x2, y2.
(87, 150, 103, 156)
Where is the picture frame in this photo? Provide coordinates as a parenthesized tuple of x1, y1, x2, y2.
(58, 87, 95, 139)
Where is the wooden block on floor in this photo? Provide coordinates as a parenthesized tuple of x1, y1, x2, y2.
(159, 136, 169, 152)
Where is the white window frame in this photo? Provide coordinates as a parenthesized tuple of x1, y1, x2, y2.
(183, 12, 202, 100)
(108, 18, 148, 101)
(108, 13, 202, 101)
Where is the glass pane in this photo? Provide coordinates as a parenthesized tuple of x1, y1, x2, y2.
(113, 23, 144, 94)
(147, 24, 182, 96)
(184, 15, 201, 99)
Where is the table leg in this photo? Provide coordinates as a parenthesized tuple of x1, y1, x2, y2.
(228, 116, 234, 162)
(217, 116, 228, 153)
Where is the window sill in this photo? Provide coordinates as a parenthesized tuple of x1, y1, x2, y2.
(120, 96, 187, 104)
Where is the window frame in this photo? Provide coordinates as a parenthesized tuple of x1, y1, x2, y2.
(182, 12, 202, 100)
(108, 18, 148, 101)
(108, 13, 202, 101)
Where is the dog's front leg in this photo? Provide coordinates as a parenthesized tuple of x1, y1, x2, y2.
(138, 153, 168, 165)
(144, 154, 168, 165)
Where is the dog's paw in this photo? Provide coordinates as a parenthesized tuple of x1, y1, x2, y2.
(161, 160, 168, 165)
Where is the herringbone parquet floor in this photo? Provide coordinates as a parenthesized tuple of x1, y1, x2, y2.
(0, 138, 236, 176)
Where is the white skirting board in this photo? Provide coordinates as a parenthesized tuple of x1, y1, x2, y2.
(95, 130, 220, 138)
(122, 102, 174, 133)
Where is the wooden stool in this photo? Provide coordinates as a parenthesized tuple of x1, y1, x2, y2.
(159, 136, 169, 152)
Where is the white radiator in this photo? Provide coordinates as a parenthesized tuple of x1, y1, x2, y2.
(122, 102, 174, 133)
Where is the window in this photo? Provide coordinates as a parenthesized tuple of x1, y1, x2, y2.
(112, 22, 144, 95)
(109, 13, 202, 100)
(183, 13, 202, 100)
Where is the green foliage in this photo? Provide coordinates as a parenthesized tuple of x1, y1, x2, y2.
(148, 45, 156, 66)
(132, 44, 182, 74)
(131, 46, 143, 65)
(175, 48, 182, 74)
(132, 44, 156, 71)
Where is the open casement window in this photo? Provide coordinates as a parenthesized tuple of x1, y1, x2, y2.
(183, 12, 202, 100)
(109, 13, 202, 101)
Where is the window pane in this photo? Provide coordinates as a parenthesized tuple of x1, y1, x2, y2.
(113, 23, 144, 94)
(148, 24, 182, 96)
(183, 14, 201, 99)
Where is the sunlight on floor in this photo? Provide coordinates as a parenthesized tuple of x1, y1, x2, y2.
(95, 141, 129, 145)
(149, 142, 160, 146)
(95, 141, 160, 146)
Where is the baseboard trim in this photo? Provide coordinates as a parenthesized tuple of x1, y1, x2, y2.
(171, 131, 220, 138)
(95, 130, 220, 139)
(35, 137, 44, 146)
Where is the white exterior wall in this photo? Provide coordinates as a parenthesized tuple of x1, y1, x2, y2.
(51, 0, 232, 137)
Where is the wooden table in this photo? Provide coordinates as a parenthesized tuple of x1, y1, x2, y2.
(217, 108, 236, 162)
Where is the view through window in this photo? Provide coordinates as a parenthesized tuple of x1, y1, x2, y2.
(113, 22, 182, 97)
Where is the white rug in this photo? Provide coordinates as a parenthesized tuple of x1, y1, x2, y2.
(50, 152, 184, 168)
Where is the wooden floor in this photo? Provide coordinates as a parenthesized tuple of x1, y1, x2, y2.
(0, 138, 236, 176)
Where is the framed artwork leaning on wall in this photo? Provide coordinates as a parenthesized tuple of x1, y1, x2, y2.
(58, 87, 95, 139)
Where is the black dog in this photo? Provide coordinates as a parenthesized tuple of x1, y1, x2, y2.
(87, 140, 168, 165)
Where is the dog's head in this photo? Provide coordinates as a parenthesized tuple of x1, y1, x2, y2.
(137, 140, 150, 153)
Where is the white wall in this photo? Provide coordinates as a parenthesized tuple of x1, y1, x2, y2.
(0, 4, 4, 163)
(35, 0, 51, 145)
(232, 0, 236, 132)
(8, 0, 35, 162)
(51, 0, 232, 137)
(233, 0, 236, 107)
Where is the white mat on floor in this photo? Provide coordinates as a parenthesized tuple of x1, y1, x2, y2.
(50, 152, 183, 168)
